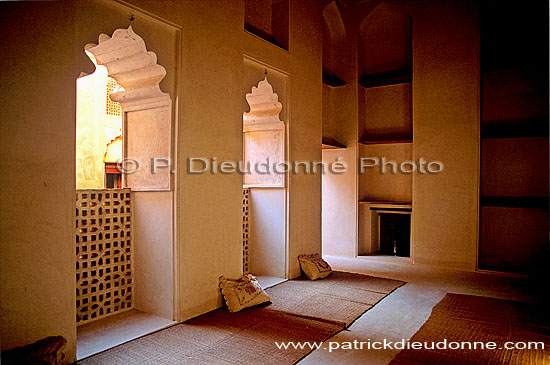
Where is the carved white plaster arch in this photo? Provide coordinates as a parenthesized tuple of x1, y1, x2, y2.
(84, 26, 172, 191)
(85, 26, 170, 111)
(243, 77, 285, 187)
(243, 77, 284, 132)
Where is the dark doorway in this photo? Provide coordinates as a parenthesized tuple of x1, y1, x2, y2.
(379, 213, 410, 257)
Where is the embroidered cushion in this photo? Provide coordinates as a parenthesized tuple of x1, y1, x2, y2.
(298, 254, 332, 280)
(219, 274, 271, 312)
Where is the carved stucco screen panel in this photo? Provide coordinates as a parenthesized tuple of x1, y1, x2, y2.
(86, 26, 172, 191)
(243, 77, 285, 187)
(242, 188, 250, 274)
(76, 189, 132, 324)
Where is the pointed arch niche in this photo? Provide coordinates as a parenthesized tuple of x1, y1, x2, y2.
(242, 57, 289, 282)
(322, 1, 346, 88)
(75, 21, 178, 360)
(243, 77, 285, 188)
(321, 1, 347, 149)
(357, 2, 412, 142)
(85, 26, 172, 191)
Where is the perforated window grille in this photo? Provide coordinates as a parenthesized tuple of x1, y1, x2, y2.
(76, 189, 132, 324)
(242, 188, 250, 274)
(106, 78, 122, 116)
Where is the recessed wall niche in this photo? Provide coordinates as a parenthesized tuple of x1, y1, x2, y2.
(242, 57, 288, 279)
(243, 76, 285, 187)
(321, 1, 347, 149)
(358, 3, 411, 79)
(322, 1, 346, 85)
(356, 3, 413, 258)
(242, 58, 287, 188)
(357, 2, 412, 143)
(245, 0, 289, 50)
(479, 0, 549, 274)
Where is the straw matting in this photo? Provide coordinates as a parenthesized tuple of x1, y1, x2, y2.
(265, 271, 403, 326)
(391, 293, 550, 365)
(80, 271, 404, 364)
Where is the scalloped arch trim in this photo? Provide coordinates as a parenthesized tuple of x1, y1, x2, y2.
(243, 77, 283, 131)
(85, 26, 170, 110)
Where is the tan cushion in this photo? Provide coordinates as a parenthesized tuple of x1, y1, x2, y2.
(219, 274, 271, 312)
(298, 254, 332, 280)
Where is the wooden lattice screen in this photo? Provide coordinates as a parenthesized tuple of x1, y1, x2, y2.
(76, 189, 132, 324)
(243, 188, 250, 274)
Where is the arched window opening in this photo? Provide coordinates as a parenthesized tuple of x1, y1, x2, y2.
(75, 26, 174, 335)
(241, 69, 287, 284)
(76, 52, 124, 189)
(83, 26, 172, 191)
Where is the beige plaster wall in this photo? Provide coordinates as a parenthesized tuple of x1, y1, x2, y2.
(411, 0, 480, 271)
(482, 68, 548, 122)
(322, 85, 339, 143)
(242, 0, 323, 279)
(133, 191, 174, 320)
(358, 204, 375, 254)
(286, 0, 324, 278)
(358, 83, 411, 140)
(322, 149, 357, 257)
(321, 2, 358, 262)
(322, 85, 353, 146)
(0, 2, 77, 361)
(480, 206, 549, 273)
(125, 106, 172, 191)
(249, 188, 286, 278)
(482, 138, 549, 197)
(176, 1, 245, 320)
(358, 143, 413, 202)
(245, 0, 273, 35)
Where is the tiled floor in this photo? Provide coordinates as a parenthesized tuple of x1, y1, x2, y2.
(298, 255, 534, 364)
(77, 309, 176, 360)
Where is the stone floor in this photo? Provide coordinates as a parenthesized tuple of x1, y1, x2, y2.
(76, 310, 176, 360)
(299, 255, 534, 364)
(256, 275, 287, 289)
(76, 275, 285, 360)
(77, 257, 533, 363)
